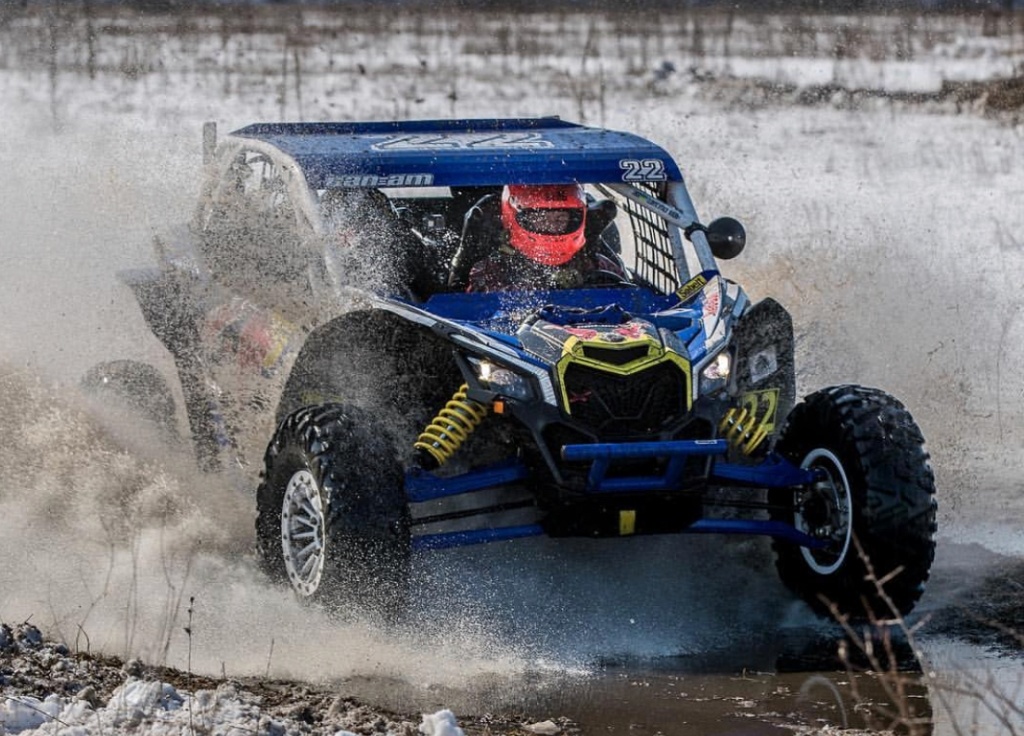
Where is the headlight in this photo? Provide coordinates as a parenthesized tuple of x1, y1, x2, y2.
(470, 358, 534, 401)
(702, 351, 731, 381)
(699, 351, 731, 395)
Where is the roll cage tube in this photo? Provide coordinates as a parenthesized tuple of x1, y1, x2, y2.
(603, 182, 716, 271)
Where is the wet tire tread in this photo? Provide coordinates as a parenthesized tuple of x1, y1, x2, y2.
(771, 384, 937, 618)
(255, 403, 410, 620)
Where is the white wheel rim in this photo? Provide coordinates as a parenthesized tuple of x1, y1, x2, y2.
(796, 448, 853, 576)
(281, 469, 326, 598)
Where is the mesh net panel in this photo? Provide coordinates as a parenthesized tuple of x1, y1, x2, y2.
(620, 182, 681, 295)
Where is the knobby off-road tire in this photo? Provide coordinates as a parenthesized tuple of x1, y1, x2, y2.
(255, 403, 410, 622)
(769, 385, 937, 619)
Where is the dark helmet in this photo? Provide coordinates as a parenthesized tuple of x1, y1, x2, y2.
(500, 184, 586, 266)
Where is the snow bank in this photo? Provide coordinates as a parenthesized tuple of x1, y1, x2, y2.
(0, 623, 465, 736)
(418, 710, 465, 736)
(1, 680, 464, 736)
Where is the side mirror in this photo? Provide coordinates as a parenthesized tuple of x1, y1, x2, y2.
(705, 217, 746, 260)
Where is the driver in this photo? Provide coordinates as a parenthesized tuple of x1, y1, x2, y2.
(456, 183, 626, 293)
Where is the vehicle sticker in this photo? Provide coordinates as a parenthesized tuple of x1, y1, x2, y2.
(569, 388, 593, 405)
(607, 183, 691, 229)
(739, 388, 780, 436)
(325, 173, 434, 187)
(203, 300, 295, 377)
(619, 158, 668, 182)
(563, 326, 600, 340)
(749, 347, 778, 384)
(614, 323, 646, 340)
(702, 288, 720, 319)
(619, 510, 637, 536)
(372, 132, 553, 150)
(675, 273, 708, 303)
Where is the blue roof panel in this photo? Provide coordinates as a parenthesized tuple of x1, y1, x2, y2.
(230, 118, 684, 188)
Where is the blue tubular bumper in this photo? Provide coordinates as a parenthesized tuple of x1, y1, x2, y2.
(404, 441, 825, 551)
(561, 440, 817, 492)
(562, 439, 729, 493)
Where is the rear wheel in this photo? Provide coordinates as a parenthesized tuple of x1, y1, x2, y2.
(255, 403, 410, 622)
(770, 385, 937, 618)
(80, 360, 178, 442)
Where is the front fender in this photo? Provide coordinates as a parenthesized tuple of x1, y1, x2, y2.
(275, 308, 460, 434)
(119, 267, 202, 357)
(726, 298, 797, 456)
(119, 266, 225, 470)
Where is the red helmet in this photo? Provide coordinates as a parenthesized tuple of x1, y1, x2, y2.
(501, 184, 586, 266)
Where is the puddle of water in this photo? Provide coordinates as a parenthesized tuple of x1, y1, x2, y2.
(333, 608, 1023, 735)
(508, 668, 929, 735)
(335, 626, 935, 735)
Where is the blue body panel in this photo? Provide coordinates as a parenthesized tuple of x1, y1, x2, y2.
(415, 287, 709, 365)
(231, 118, 685, 189)
(418, 288, 683, 331)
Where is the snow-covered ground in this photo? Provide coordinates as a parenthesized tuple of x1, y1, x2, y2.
(1, 6, 1024, 735)
(1, 623, 479, 736)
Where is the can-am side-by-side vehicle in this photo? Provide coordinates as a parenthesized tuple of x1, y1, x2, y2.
(86, 118, 937, 621)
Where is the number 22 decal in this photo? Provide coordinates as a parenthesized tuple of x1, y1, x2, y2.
(620, 158, 667, 182)
(741, 389, 779, 436)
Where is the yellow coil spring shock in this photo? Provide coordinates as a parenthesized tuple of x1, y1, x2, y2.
(718, 406, 771, 456)
(414, 384, 489, 469)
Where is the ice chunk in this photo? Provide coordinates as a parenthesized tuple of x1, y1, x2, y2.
(418, 710, 465, 736)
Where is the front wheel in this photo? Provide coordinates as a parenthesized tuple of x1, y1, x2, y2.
(769, 385, 937, 619)
(255, 404, 410, 622)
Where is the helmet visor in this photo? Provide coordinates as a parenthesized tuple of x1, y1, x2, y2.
(516, 208, 584, 236)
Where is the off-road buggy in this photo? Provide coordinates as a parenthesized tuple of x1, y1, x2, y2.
(90, 117, 937, 620)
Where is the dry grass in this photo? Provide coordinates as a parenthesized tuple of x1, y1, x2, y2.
(827, 540, 1024, 735)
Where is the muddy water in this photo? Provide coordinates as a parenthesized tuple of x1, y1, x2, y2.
(338, 631, 936, 734)
(521, 668, 928, 735)
(346, 670, 931, 734)
(324, 536, 1020, 735)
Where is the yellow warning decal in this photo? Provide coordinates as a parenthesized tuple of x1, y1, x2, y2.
(740, 388, 779, 435)
(675, 273, 708, 303)
(619, 509, 637, 536)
